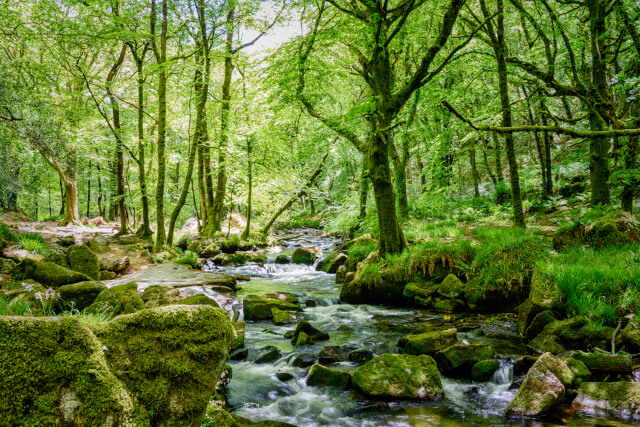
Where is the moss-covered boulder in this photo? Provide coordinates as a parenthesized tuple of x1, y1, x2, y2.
(352, 354, 443, 400)
(525, 310, 556, 339)
(434, 343, 495, 375)
(306, 364, 351, 389)
(291, 247, 317, 265)
(87, 282, 144, 316)
(471, 359, 500, 382)
(14, 258, 91, 288)
(571, 382, 640, 420)
(274, 254, 290, 264)
(527, 316, 595, 354)
(175, 294, 220, 308)
(231, 321, 245, 350)
(570, 351, 632, 374)
(66, 244, 100, 280)
(57, 281, 107, 311)
(243, 292, 301, 321)
(505, 352, 575, 418)
(340, 252, 406, 304)
(437, 274, 466, 299)
(142, 285, 182, 308)
(433, 298, 466, 313)
(0, 316, 145, 426)
(403, 282, 438, 307)
(99, 256, 130, 273)
(271, 307, 301, 325)
(517, 271, 562, 336)
(86, 233, 110, 253)
(92, 305, 234, 427)
(0, 257, 16, 275)
(291, 319, 330, 347)
(213, 252, 248, 266)
(397, 329, 458, 355)
(464, 279, 528, 313)
(553, 212, 640, 250)
(316, 252, 348, 273)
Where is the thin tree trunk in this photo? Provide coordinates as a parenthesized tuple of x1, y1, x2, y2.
(358, 156, 368, 220)
(86, 161, 91, 218)
(242, 135, 252, 240)
(469, 139, 480, 197)
(492, 133, 504, 182)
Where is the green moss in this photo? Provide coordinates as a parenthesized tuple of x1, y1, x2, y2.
(57, 281, 107, 311)
(471, 359, 500, 382)
(271, 307, 300, 324)
(403, 282, 437, 307)
(0, 316, 147, 426)
(398, 328, 458, 355)
(66, 244, 100, 280)
(434, 343, 495, 374)
(87, 282, 144, 316)
(437, 274, 465, 299)
(243, 292, 301, 321)
(14, 258, 91, 288)
(175, 294, 220, 308)
(291, 248, 316, 265)
(175, 250, 200, 268)
(306, 364, 351, 389)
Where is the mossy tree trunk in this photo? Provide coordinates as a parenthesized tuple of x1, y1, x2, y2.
(358, 156, 368, 220)
(469, 139, 480, 197)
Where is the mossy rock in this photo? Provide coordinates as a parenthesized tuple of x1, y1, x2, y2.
(471, 359, 500, 382)
(352, 353, 443, 400)
(43, 251, 69, 268)
(565, 358, 591, 381)
(213, 252, 248, 266)
(100, 270, 117, 280)
(317, 252, 348, 274)
(619, 320, 640, 353)
(92, 305, 235, 427)
(570, 351, 632, 374)
(243, 292, 301, 321)
(271, 307, 301, 325)
(306, 364, 351, 389)
(435, 343, 495, 375)
(571, 382, 640, 420)
(174, 294, 220, 308)
(553, 213, 640, 250)
(525, 310, 556, 339)
(56, 235, 76, 247)
(274, 255, 290, 264)
(87, 282, 144, 316)
(464, 278, 529, 313)
(57, 281, 107, 311)
(340, 252, 407, 304)
(66, 245, 100, 281)
(14, 258, 91, 288)
(230, 321, 245, 350)
(517, 272, 562, 336)
(403, 282, 438, 307)
(204, 405, 296, 427)
(505, 352, 575, 418)
(527, 317, 604, 355)
(398, 329, 458, 355)
(142, 285, 182, 308)
(291, 319, 329, 347)
(0, 316, 146, 426)
(437, 274, 466, 299)
(433, 298, 466, 313)
(291, 247, 317, 265)
(0, 258, 16, 275)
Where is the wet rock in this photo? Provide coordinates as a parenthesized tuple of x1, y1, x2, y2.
(231, 321, 245, 350)
(318, 345, 353, 365)
(343, 271, 355, 286)
(471, 359, 500, 382)
(317, 253, 347, 273)
(527, 317, 589, 354)
(398, 328, 458, 355)
(403, 282, 438, 308)
(100, 270, 116, 280)
(213, 252, 248, 266)
(513, 355, 538, 375)
(276, 372, 295, 382)
(274, 254, 290, 264)
(291, 247, 318, 265)
(86, 233, 109, 253)
(230, 348, 249, 361)
(0, 315, 143, 425)
(14, 258, 91, 288)
(437, 274, 466, 299)
(348, 349, 374, 364)
(571, 382, 640, 420)
(243, 292, 301, 321)
(292, 353, 316, 368)
(271, 307, 302, 325)
(142, 285, 182, 308)
(57, 281, 107, 311)
(56, 235, 76, 247)
(336, 265, 347, 284)
(304, 299, 317, 308)
(352, 353, 444, 400)
(66, 244, 100, 280)
(306, 364, 351, 389)
(525, 310, 556, 339)
(99, 256, 130, 273)
(235, 274, 251, 281)
(205, 406, 297, 426)
(433, 299, 466, 313)
(570, 351, 632, 374)
(254, 346, 281, 364)
(509, 378, 523, 390)
(92, 305, 234, 426)
(435, 343, 495, 375)
(291, 319, 330, 347)
(504, 352, 575, 418)
(86, 282, 144, 316)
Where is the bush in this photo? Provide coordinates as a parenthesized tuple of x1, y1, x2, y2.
(538, 245, 640, 327)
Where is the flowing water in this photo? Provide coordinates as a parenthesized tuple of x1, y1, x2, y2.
(201, 234, 638, 427)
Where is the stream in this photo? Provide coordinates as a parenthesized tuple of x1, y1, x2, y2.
(200, 233, 636, 427)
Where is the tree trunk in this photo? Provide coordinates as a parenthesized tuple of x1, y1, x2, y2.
(61, 178, 80, 226)
(492, 133, 504, 182)
(622, 121, 639, 212)
(242, 135, 252, 240)
(86, 161, 91, 218)
(358, 156, 368, 220)
(469, 139, 480, 197)
(133, 54, 153, 238)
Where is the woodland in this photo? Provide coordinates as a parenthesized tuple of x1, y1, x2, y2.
(1, 0, 640, 426)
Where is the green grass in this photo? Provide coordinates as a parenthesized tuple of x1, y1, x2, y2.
(18, 232, 50, 255)
(0, 225, 18, 242)
(175, 250, 199, 268)
(538, 245, 640, 327)
(403, 219, 462, 240)
(0, 297, 32, 316)
(346, 240, 377, 261)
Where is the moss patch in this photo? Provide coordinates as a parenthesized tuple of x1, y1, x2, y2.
(87, 282, 144, 316)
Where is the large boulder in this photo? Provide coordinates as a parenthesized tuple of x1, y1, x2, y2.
(306, 364, 351, 389)
(14, 258, 91, 288)
(99, 256, 130, 273)
(464, 278, 529, 313)
(437, 274, 465, 299)
(57, 281, 107, 311)
(291, 247, 318, 265)
(434, 343, 495, 375)
(397, 329, 458, 355)
(517, 271, 563, 336)
(92, 305, 234, 427)
(352, 354, 443, 400)
(243, 292, 301, 321)
(87, 282, 145, 316)
(403, 282, 438, 308)
(316, 252, 348, 274)
(340, 251, 407, 304)
(471, 359, 500, 382)
(505, 352, 575, 418)
(0, 316, 145, 426)
(572, 382, 640, 420)
(291, 319, 330, 347)
(66, 244, 101, 280)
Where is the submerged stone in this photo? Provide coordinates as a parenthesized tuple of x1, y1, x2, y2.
(352, 354, 443, 400)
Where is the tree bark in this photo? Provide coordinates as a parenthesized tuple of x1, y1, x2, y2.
(469, 139, 480, 197)
(358, 156, 368, 220)
(242, 135, 252, 240)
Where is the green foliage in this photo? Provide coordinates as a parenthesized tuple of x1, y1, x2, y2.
(346, 241, 378, 261)
(18, 232, 50, 255)
(0, 296, 31, 316)
(0, 225, 17, 241)
(175, 251, 199, 269)
(538, 245, 640, 326)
